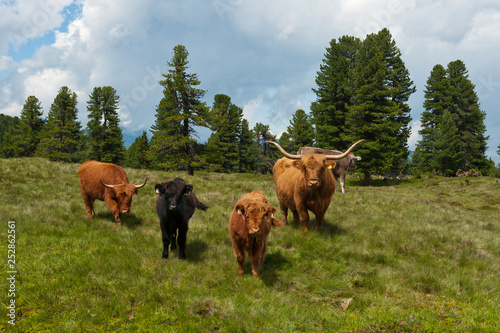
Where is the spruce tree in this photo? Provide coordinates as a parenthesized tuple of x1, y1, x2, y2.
(311, 35, 360, 149)
(36, 86, 81, 162)
(205, 94, 242, 172)
(13, 96, 45, 157)
(344, 29, 415, 184)
(85, 86, 125, 164)
(149, 45, 209, 175)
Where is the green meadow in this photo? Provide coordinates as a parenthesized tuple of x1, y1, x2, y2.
(1, 158, 499, 332)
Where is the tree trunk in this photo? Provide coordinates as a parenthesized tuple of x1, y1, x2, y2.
(363, 171, 370, 186)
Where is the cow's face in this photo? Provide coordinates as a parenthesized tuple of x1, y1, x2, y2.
(293, 155, 336, 188)
(155, 182, 193, 210)
(236, 202, 281, 236)
(111, 184, 139, 214)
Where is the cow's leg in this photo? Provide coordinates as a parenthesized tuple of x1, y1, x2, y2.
(105, 198, 122, 226)
(297, 206, 310, 233)
(279, 206, 289, 225)
(340, 174, 346, 194)
(259, 241, 267, 268)
(81, 192, 94, 220)
(291, 210, 300, 225)
(314, 210, 326, 232)
(177, 223, 188, 259)
(170, 227, 177, 250)
(334, 174, 340, 193)
(159, 220, 170, 259)
(250, 244, 261, 277)
(231, 237, 246, 276)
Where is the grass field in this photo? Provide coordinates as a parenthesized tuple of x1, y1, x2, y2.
(1, 157, 499, 332)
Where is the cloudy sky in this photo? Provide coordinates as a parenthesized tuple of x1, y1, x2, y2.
(1, 0, 499, 164)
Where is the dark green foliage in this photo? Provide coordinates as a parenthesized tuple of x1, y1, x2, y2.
(447, 60, 489, 172)
(414, 60, 489, 176)
(432, 111, 461, 176)
(238, 118, 259, 173)
(205, 94, 243, 172)
(0, 114, 20, 158)
(413, 65, 451, 172)
(10, 96, 45, 157)
(252, 122, 278, 174)
(84, 86, 125, 164)
(344, 29, 415, 184)
(311, 35, 361, 150)
(125, 131, 150, 169)
(149, 45, 209, 175)
(36, 86, 81, 162)
(281, 109, 314, 152)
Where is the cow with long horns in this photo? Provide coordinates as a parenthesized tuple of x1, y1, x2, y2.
(267, 140, 363, 232)
(297, 147, 362, 194)
(78, 161, 147, 226)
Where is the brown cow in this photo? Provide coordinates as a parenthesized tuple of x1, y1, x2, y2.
(78, 161, 147, 226)
(297, 147, 362, 194)
(229, 190, 284, 277)
(267, 140, 363, 232)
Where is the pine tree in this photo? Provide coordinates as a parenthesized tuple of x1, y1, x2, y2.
(36, 86, 81, 162)
(432, 110, 461, 176)
(253, 123, 278, 174)
(12, 96, 45, 157)
(205, 94, 242, 172)
(413, 64, 452, 172)
(238, 118, 258, 173)
(84, 86, 125, 164)
(414, 60, 489, 175)
(125, 131, 149, 169)
(344, 29, 415, 184)
(447, 60, 489, 172)
(311, 35, 361, 149)
(0, 114, 20, 158)
(149, 45, 209, 175)
(283, 109, 314, 152)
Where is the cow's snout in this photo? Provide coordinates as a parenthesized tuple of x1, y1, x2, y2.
(307, 179, 320, 188)
(249, 228, 260, 235)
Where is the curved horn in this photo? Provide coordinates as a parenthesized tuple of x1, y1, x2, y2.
(134, 178, 147, 189)
(100, 179, 115, 189)
(325, 140, 364, 160)
(265, 141, 302, 159)
(266, 140, 364, 160)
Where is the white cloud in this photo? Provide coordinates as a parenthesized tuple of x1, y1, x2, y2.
(0, 0, 499, 164)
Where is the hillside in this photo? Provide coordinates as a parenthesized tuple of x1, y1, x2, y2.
(1, 158, 499, 332)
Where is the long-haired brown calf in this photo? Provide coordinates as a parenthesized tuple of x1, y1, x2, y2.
(229, 190, 284, 277)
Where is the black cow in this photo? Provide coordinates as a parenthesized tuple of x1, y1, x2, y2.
(155, 177, 208, 259)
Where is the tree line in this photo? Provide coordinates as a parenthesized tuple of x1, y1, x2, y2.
(1, 29, 498, 180)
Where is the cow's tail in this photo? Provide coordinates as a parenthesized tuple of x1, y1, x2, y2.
(196, 200, 208, 211)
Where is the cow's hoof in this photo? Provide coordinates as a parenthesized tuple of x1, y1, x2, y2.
(115, 222, 122, 227)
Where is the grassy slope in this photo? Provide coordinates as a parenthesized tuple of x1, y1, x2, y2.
(0, 158, 499, 332)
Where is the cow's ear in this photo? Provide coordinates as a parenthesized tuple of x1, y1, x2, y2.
(293, 161, 303, 169)
(235, 204, 245, 216)
(326, 161, 336, 169)
(155, 184, 164, 195)
(268, 207, 284, 227)
(184, 184, 193, 195)
(267, 206, 277, 216)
